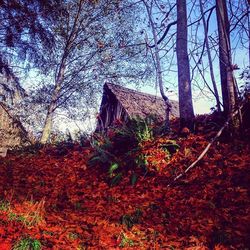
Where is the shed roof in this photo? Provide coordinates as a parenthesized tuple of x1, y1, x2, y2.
(104, 83, 179, 120)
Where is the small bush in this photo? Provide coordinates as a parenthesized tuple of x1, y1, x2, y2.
(89, 116, 179, 184)
(13, 237, 42, 250)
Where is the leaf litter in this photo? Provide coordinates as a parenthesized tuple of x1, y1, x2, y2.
(0, 124, 249, 249)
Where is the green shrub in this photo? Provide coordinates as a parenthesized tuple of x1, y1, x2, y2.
(89, 116, 179, 185)
(13, 237, 42, 250)
(119, 233, 134, 248)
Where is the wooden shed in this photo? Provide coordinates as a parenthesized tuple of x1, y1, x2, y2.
(0, 102, 27, 152)
(96, 83, 179, 131)
(0, 67, 27, 155)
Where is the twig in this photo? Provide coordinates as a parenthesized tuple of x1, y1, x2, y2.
(167, 99, 247, 187)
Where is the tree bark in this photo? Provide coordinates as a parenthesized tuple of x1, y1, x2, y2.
(143, 1, 171, 130)
(176, 0, 194, 130)
(40, 64, 65, 144)
(216, 0, 236, 118)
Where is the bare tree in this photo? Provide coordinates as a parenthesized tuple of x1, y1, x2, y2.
(40, 0, 149, 143)
(199, 0, 221, 112)
(40, 0, 82, 143)
(142, 0, 172, 130)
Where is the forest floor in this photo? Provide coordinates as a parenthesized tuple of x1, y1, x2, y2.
(0, 116, 249, 250)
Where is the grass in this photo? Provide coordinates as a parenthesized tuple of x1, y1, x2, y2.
(1, 198, 45, 228)
(13, 237, 42, 250)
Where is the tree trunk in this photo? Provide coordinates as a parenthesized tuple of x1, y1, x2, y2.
(144, 1, 171, 130)
(216, 0, 236, 118)
(176, 0, 194, 130)
(40, 64, 65, 144)
(199, 0, 221, 112)
(40, 84, 61, 144)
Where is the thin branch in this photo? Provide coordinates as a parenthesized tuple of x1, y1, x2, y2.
(230, 10, 250, 33)
(167, 98, 247, 187)
(149, 21, 177, 48)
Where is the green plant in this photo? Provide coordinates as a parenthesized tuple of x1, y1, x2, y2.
(119, 233, 134, 248)
(89, 116, 176, 186)
(7, 199, 45, 228)
(134, 119, 153, 142)
(108, 162, 124, 186)
(116, 117, 154, 144)
(8, 212, 21, 221)
(120, 208, 142, 230)
(22, 211, 43, 227)
(135, 153, 148, 170)
(89, 134, 125, 186)
(8, 211, 39, 226)
(68, 232, 79, 240)
(89, 134, 115, 166)
(0, 200, 10, 211)
(130, 172, 137, 186)
(109, 163, 119, 177)
(110, 172, 123, 186)
(13, 237, 42, 250)
(21, 199, 45, 228)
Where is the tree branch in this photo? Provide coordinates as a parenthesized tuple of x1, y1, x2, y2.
(167, 98, 247, 187)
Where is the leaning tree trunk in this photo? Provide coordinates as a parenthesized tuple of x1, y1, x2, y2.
(216, 0, 236, 118)
(144, 1, 171, 130)
(40, 65, 65, 144)
(176, 0, 194, 130)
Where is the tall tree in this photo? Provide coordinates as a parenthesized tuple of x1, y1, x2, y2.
(176, 0, 194, 129)
(216, 0, 236, 118)
(40, 0, 148, 143)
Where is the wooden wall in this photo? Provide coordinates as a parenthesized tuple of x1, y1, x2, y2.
(0, 104, 25, 148)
